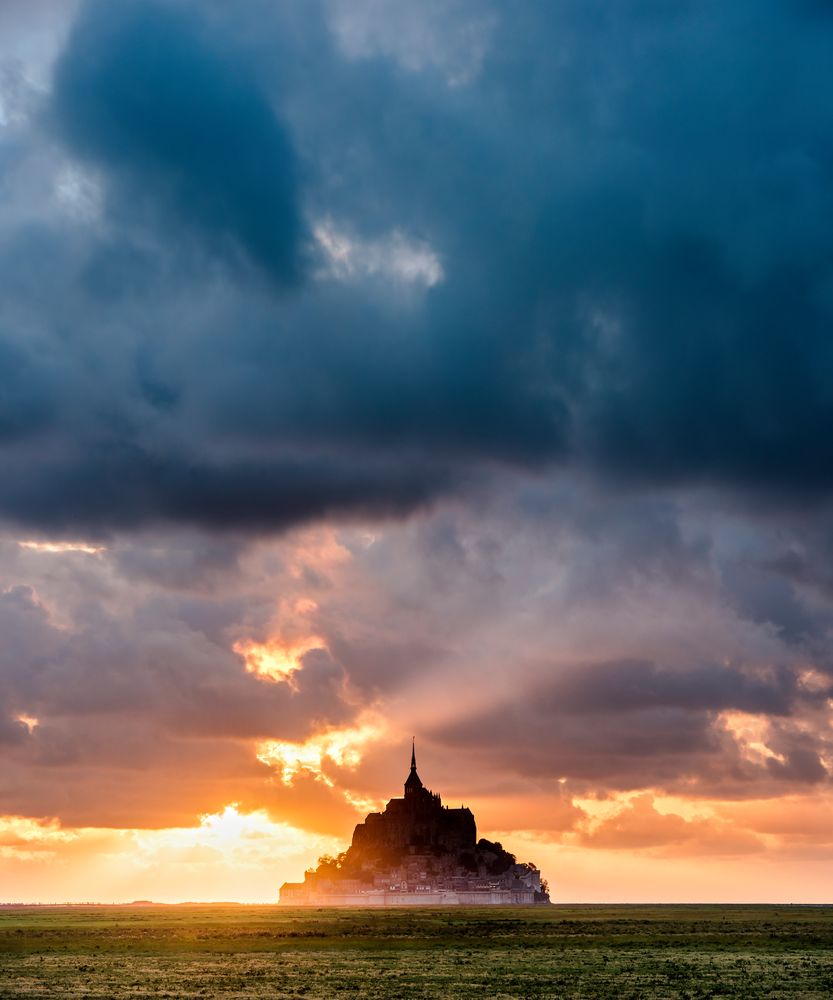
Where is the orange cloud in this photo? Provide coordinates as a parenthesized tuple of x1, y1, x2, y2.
(718, 711, 786, 765)
(233, 634, 327, 686)
(17, 540, 105, 555)
(256, 716, 386, 789)
(714, 794, 833, 845)
(576, 793, 765, 857)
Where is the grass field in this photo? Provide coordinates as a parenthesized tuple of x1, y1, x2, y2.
(1, 904, 832, 998)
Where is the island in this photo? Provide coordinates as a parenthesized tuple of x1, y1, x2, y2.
(279, 743, 551, 905)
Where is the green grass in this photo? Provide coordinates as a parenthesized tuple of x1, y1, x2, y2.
(1, 904, 831, 997)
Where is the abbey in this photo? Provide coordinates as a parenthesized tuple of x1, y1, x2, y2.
(279, 744, 550, 906)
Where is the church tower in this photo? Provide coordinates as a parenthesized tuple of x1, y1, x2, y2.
(404, 739, 424, 798)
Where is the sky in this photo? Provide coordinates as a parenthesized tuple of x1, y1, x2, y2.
(1, 0, 832, 904)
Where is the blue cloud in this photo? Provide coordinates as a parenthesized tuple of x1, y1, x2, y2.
(50, 0, 303, 286)
(0, 0, 830, 533)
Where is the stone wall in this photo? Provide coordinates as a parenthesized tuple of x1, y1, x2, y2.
(279, 888, 539, 906)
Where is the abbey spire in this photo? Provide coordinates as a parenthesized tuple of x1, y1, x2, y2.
(404, 739, 424, 796)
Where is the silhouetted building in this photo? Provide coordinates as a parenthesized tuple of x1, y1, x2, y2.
(279, 743, 551, 906)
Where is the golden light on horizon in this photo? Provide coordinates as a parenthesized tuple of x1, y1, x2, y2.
(0, 807, 342, 904)
(130, 804, 337, 865)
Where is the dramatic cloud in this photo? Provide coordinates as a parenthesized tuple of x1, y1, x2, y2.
(50, 0, 303, 286)
(0, 1, 830, 534)
(1, 0, 832, 902)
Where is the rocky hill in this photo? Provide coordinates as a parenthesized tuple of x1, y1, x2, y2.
(279, 745, 550, 905)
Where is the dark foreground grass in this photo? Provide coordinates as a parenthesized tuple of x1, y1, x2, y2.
(1, 904, 832, 998)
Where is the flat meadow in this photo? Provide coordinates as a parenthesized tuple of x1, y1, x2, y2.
(0, 904, 832, 998)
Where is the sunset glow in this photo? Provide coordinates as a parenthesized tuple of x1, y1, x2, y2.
(0, 807, 341, 904)
(14, 715, 39, 733)
(2, 0, 833, 909)
(234, 635, 327, 686)
(257, 717, 387, 787)
(17, 540, 105, 556)
(719, 711, 786, 765)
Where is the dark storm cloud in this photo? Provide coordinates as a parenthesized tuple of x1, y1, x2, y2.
(543, 659, 801, 717)
(49, 0, 302, 286)
(429, 656, 832, 795)
(0, 337, 55, 442)
(720, 562, 810, 644)
(0, 445, 452, 534)
(0, 0, 829, 533)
